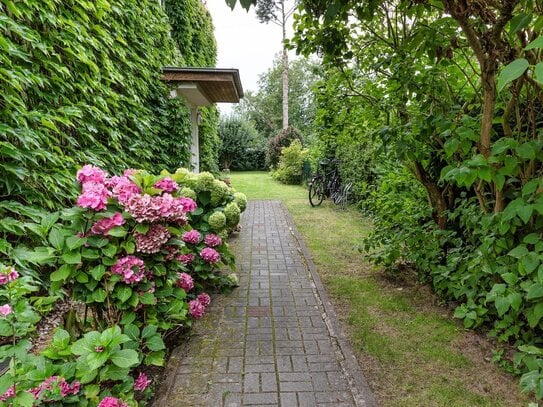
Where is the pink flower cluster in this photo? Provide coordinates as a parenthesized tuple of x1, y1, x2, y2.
(90, 212, 125, 235)
(77, 181, 110, 211)
(108, 176, 141, 204)
(98, 396, 128, 407)
(134, 372, 151, 392)
(0, 385, 15, 402)
(176, 272, 194, 291)
(164, 245, 180, 261)
(179, 197, 197, 213)
(154, 177, 179, 193)
(124, 194, 190, 223)
(134, 224, 171, 254)
(197, 292, 211, 307)
(177, 253, 195, 265)
(0, 304, 13, 317)
(189, 292, 211, 319)
(30, 376, 80, 400)
(182, 230, 201, 244)
(111, 256, 146, 284)
(77, 165, 107, 184)
(0, 267, 19, 285)
(200, 247, 220, 264)
(204, 234, 222, 247)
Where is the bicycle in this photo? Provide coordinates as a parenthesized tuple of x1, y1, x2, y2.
(308, 159, 352, 208)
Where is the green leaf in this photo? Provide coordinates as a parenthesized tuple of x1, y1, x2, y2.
(444, 138, 459, 157)
(50, 264, 74, 282)
(100, 365, 130, 381)
(145, 350, 165, 366)
(501, 272, 518, 285)
(135, 223, 149, 234)
(508, 292, 523, 311)
(527, 283, 543, 300)
(146, 335, 165, 351)
(102, 244, 117, 258)
(62, 250, 81, 264)
(110, 349, 140, 368)
(108, 226, 127, 237)
(526, 303, 543, 327)
(142, 324, 158, 339)
(116, 286, 132, 303)
(0, 375, 14, 398)
(139, 292, 156, 305)
(48, 227, 65, 250)
(525, 36, 543, 50)
(123, 324, 140, 340)
(510, 13, 532, 38)
(509, 244, 529, 259)
(120, 311, 136, 325)
(495, 296, 510, 316)
(535, 62, 543, 85)
(522, 252, 540, 274)
(517, 204, 534, 224)
(517, 143, 536, 160)
(66, 235, 86, 250)
(497, 58, 529, 93)
(92, 288, 107, 303)
(90, 265, 106, 280)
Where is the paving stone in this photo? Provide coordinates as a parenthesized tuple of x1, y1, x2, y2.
(154, 200, 375, 407)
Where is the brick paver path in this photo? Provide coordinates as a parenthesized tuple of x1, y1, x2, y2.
(154, 200, 377, 407)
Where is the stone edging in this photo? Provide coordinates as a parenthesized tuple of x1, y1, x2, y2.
(280, 202, 378, 407)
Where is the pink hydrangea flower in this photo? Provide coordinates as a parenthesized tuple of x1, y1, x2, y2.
(0, 385, 15, 402)
(123, 169, 139, 177)
(197, 293, 211, 307)
(90, 212, 125, 235)
(177, 253, 195, 265)
(179, 197, 197, 213)
(111, 256, 145, 284)
(0, 267, 18, 285)
(154, 177, 179, 193)
(0, 304, 13, 317)
(77, 165, 107, 184)
(77, 181, 110, 211)
(200, 247, 220, 264)
(98, 396, 128, 407)
(30, 376, 80, 399)
(134, 372, 152, 391)
(189, 299, 205, 319)
(108, 176, 141, 204)
(204, 234, 222, 247)
(182, 230, 201, 244)
(125, 194, 188, 223)
(164, 245, 180, 261)
(176, 273, 194, 291)
(134, 224, 171, 254)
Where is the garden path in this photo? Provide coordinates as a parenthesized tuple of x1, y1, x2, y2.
(154, 200, 377, 407)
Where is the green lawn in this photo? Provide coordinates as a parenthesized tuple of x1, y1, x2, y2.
(229, 171, 527, 407)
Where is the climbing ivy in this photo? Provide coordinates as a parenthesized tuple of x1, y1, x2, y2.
(0, 0, 192, 210)
(164, 0, 221, 173)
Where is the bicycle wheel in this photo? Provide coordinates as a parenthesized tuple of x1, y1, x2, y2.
(309, 177, 325, 207)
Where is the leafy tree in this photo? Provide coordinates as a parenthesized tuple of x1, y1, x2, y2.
(235, 56, 321, 140)
(218, 116, 262, 170)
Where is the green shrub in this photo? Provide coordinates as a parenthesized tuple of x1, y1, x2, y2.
(266, 127, 303, 169)
(272, 140, 308, 185)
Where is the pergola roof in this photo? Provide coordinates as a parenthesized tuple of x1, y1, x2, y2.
(162, 67, 244, 106)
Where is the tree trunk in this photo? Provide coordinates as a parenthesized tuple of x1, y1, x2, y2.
(413, 161, 448, 229)
(281, 0, 289, 129)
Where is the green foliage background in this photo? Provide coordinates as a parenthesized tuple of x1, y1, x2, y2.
(165, 0, 221, 173)
(0, 0, 196, 210)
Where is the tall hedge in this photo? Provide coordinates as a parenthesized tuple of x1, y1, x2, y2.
(0, 0, 195, 209)
(165, 0, 221, 173)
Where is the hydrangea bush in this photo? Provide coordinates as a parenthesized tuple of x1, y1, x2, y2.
(0, 166, 247, 406)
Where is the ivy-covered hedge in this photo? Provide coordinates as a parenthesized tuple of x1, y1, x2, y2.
(164, 0, 221, 173)
(0, 0, 196, 210)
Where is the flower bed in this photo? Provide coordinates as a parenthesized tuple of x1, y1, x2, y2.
(0, 167, 246, 406)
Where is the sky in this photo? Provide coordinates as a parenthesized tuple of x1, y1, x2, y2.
(205, 1, 295, 113)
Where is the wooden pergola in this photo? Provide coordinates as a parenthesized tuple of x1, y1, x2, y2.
(162, 67, 244, 172)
